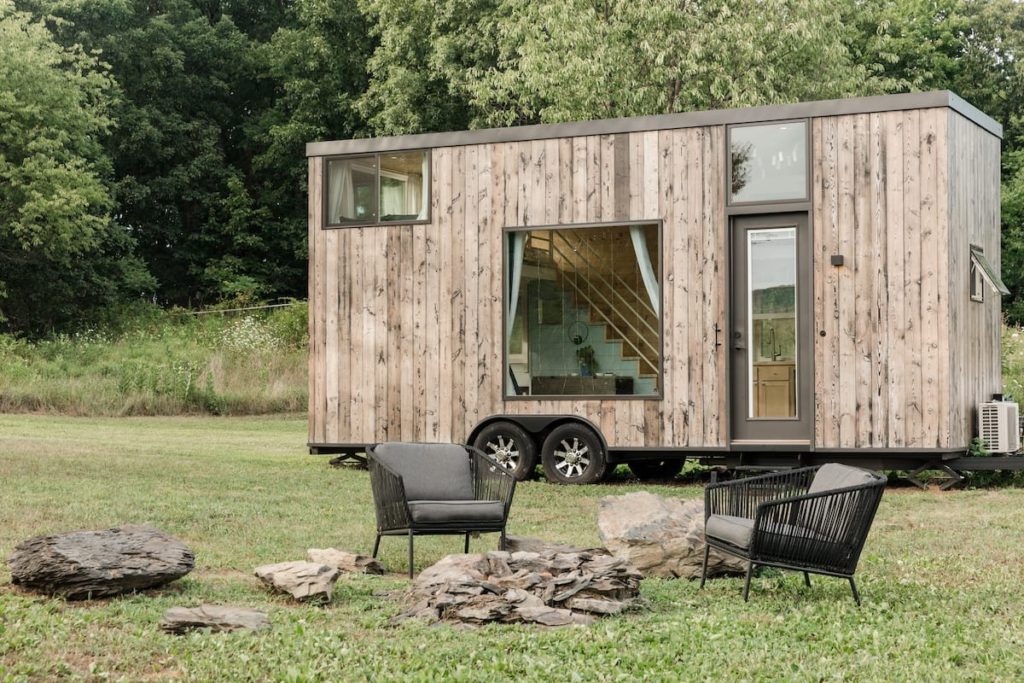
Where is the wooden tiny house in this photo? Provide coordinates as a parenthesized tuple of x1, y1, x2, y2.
(306, 91, 1007, 482)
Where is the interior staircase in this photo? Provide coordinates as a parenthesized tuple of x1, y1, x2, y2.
(526, 230, 659, 379)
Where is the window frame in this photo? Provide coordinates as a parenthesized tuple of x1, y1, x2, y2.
(322, 148, 432, 229)
(970, 244, 1009, 303)
(501, 220, 665, 402)
(727, 119, 811, 207)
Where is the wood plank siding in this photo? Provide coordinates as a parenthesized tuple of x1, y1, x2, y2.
(812, 108, 1000, 449)
(309, 102, 1000, 452)
(947, 111, 1003, 446)
(309, 128, 728, 448)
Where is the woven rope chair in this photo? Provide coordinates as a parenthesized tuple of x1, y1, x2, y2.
(367, 443, 516, 578)
(700, 464, 886, 604)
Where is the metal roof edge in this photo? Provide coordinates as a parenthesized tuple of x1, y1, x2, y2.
(306, 91, 1001, 157)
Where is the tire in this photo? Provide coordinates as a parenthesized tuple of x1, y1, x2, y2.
(472, 421, 538, 481)
(628, 459, 684, 482)
(540, 423, 607, 485)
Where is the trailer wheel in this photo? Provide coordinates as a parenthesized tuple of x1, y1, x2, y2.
(541, 424, 607, 485)
(472, 421, 537, 481)
(628, 459, 684, 482)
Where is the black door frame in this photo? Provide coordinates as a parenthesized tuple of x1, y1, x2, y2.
(729, 212, 814, 444)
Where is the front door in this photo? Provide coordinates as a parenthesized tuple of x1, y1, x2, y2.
(730, 213, 812, 443)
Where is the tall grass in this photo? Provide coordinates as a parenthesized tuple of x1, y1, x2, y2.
(0, 303, 307, 416)
(1004, 323, 1024, 401)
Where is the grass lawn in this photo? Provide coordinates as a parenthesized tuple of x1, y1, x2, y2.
(1, 415, 1023, 681)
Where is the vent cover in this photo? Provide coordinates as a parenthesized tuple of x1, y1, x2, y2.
(978, 402, 1021, 454)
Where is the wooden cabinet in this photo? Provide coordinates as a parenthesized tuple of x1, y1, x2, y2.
(753, 362, 796, 417)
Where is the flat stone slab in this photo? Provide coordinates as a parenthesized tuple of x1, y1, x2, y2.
(254, 561, 340, 603)
(8, 525, 194, 599)
(307, 548, 385, 575)
(598, 492, 747, 579)
(160, 605, 270, 634)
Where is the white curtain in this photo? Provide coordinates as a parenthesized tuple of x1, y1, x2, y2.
(417, 154, 430, 220)
(329, 161, 354, 223)
(380, 179, 404, 217)
(506, 232, 526, 339)
(406, 174, 421, 215)
(630, 226, 660, 315)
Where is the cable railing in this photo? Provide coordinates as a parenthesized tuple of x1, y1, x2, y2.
(548, 240, 659, 375)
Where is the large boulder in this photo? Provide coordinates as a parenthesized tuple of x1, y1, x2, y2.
(8, 525, 194, 599)
(254, 561, 340, 603)
(597, 492, 747, 579)
(160, 605, 270, 634)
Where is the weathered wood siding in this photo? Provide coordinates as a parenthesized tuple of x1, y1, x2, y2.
(309, 128, 728, 448)
(812, 108, 999, 450)
(813, 109, 951, 449)
(947, 111, 1003, 447)
(311, 105, 1000, 452)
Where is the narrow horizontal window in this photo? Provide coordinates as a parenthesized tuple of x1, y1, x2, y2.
(505, 223, 661, 399)
(324, 150, 429, 227)
(729, 121, 808, 204)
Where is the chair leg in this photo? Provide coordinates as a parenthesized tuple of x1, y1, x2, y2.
(699, 543, 710, 589)
(803, 571, 811, 588)
(372, 533, 381, 559)
(408, 530, 414, 580)
(743, 562, 754, 602)
(464, 532, 470, 554)
(849, 577, 861, 606)
(499, 529, 507, 551)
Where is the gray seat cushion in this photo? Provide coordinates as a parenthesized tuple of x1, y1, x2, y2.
(372, 443, 474, 500)
(808, 464, 878, 495)
(706, 514, 829, 551)
(706, 514, 755, 549)
(408, 500, 505, 524)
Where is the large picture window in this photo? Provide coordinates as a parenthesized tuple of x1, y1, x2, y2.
(729, 121, 808, 204)
(505, 223, 661, 398)
(325, 150, 429, 227)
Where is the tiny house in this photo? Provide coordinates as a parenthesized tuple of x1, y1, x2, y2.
(306, 91, 1007, 483)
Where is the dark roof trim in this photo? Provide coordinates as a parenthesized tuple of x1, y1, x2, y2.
(306, 91, 1002, 157)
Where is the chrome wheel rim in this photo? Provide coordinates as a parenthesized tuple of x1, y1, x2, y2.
(485, 435, 520, 471)
(553, 437, 590, 478)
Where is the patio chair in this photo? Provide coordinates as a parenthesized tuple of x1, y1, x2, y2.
(700, 464, 886, 604)
(367, 443, 516, 578)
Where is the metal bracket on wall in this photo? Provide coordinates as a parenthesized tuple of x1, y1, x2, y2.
(905, 460, 965, 490)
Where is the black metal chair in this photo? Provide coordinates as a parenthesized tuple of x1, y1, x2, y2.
(700, 464, 886, 604)
(367, 443, 516, 578)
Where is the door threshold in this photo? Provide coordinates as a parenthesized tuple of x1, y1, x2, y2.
(731, 439, 811, 447)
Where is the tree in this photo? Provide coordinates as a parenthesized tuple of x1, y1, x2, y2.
(359, 0, 882, 132)
(0, 1, 151, 335)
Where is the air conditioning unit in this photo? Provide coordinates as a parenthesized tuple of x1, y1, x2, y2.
(978, 401, 1021, 453)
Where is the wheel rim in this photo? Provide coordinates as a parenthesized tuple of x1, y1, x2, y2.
(553, 437, 590, 478)
(485, 434, 520, 471)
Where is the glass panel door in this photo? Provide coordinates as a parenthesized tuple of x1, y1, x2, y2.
(747, 228, 797, 418)
(730, 214, 811, 442)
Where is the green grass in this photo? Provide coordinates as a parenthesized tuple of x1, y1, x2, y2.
(0, 305, 307, 416)
(1, 416, 1024, 681)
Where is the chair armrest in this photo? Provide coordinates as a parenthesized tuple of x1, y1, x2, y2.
(749, 482, 885, 564)
(367, 451, 412, 531)
(705, 466, 817, 521)
(469, 446, 516, 517)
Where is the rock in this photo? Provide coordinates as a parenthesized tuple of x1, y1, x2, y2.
(160, 605, 270, 634)
(254, 561, 340, 603)
(392, 546, 642, 627)
(307, 548, 385, 575)
(8, 525, 194, 599)
(505, 536, 600, 554)
(597, 492, 748, 579)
